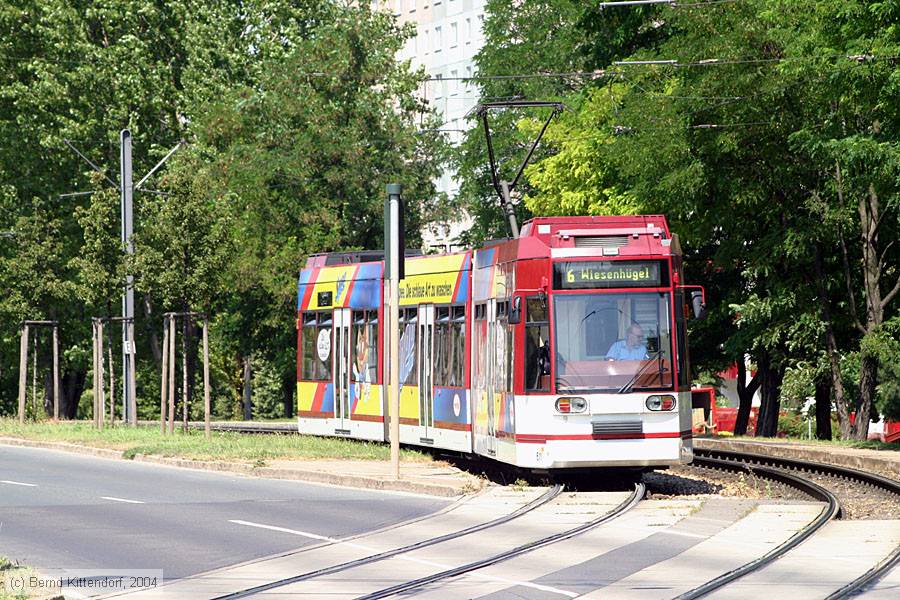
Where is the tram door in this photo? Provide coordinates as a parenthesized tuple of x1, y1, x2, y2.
(485, 300, 497, 456)
(418, 304, 435, 441)
(333, 308, 352, 433)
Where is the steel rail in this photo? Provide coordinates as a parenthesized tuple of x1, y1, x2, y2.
(695, 447, 900, 495)
(213, 484, 563, 600)
(695, 447, 900, 597)
(675, 454, 840, 599)
(826, 545, 900, 599)
(356, 481, 646, 600)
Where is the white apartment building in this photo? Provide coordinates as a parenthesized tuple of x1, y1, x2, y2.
(377, 0, 485, 253)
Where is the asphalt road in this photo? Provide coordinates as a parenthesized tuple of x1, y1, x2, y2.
(0, 445, 448, 580)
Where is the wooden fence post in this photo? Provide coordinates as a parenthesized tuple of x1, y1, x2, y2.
(97, 320, 104, 430)
(161, 317, 169, 435)
(167, 316, 176, 435)
(203, 316, 211, 439)
(18, 324, 29, 424)
(52, 324, 59, 421)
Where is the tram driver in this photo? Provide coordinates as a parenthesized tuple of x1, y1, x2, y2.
(605, 323, 649, 361)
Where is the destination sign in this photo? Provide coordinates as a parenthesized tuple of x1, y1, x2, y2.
(554, 261, 666, 289)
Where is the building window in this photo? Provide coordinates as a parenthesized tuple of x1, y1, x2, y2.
(434, 26, 442, 52)
(409, 0, 416, 13)
(451, 22, 458, 47)
(465, 17, 472, 43)
(450, 70, 458, 95)
(433, 73, 443, 100)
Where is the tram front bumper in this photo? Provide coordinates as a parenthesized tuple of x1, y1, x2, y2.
(516, 436, 692, 470)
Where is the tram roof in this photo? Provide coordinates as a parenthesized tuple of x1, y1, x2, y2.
(302, 215, 677, 280)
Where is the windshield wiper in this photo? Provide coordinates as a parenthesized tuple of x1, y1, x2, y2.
(616, 350, 663, 394)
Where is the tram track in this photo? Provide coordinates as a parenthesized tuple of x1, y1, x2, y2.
(162, 422, 898, 597)
(213, 483, 644, 600)
(213, 484, 564, 600)
(357, 482, 645, 600)
(679, 448, 900, 599)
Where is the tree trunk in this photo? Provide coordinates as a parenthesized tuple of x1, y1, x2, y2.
(242, 356, 252, 420)
(282, 370, 294, 419)
(854, 353, 878, 440)
(813, 243, 852, 438)
(755, 350, 783, 437)
(43, 369, 53, 417)
(186, 315, 197, 421)
(61, 369, 86, 419)
(143, 293, 162, 365)
(814, 375, 832, 440)
(735, 358, 760, 436)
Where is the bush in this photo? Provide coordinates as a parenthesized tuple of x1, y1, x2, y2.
(249, 354, 286, 420)
(777, 412, 810, 438)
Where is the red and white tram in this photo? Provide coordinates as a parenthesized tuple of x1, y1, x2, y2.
(296, 215, 704, 470)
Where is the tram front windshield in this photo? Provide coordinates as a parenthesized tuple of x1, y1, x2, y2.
(554, 292, 673, 393)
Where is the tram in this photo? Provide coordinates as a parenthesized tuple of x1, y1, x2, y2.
(296, 215, 705, 470)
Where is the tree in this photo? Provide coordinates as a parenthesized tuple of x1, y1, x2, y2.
(0, 2, 449, 420)
(165, 3, 446, 414)
(506, 0, 900, 442)
(455, 0, 668, 244)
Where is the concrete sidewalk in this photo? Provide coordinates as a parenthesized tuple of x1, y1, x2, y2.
(0, 436, 484, 498)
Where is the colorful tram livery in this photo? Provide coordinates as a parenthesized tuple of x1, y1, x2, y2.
(297, 216, 699, 470)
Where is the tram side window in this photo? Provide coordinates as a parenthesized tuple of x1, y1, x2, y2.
(433, 305, 466, 387)
(351, 310, 378, 383)
(474, 303, 486, 390)
(525, 297, 550, 392)
(399, 307, 418, 386)
(301, 311, 332, 381)
(496, 301, 513, 393)
(450, 305, 466, 387)
(434, 307, 451, 386)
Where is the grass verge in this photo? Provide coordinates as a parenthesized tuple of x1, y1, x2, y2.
(715, 433, 899, 451)
(0, 557, 44, 600)
(0, 419, 430, 463)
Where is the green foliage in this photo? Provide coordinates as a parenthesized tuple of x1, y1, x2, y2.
(249, 354, 286, 420)
(71, 177, 123, 313)
(0, 2, 448, 420)
(871, 317, 900, 420)
(777, 412, 811, 439)
(131, 149, 234, 312)
(472, 0, 900, 438)
(454, 0, 636, 243)
(780, 362, 817, 412)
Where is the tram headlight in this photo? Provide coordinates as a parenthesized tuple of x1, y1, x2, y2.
(646, 395, 676, 411)
(556, 397, 587, 414)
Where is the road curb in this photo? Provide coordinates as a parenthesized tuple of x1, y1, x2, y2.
(695, 437, 899, 479)
(0, 437, 471, 498)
